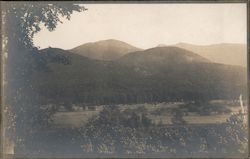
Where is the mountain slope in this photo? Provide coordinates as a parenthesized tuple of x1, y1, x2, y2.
(173, 43, 247, 67)
(118, 46, 210, 66)
(69, 39, 142, 60)
(31, 46, 247, 106)
(118, 46, 246, 101)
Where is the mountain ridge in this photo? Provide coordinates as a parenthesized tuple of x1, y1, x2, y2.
(69, 39, 142, 61)
(32, 43, 247, 105)
(118, 46, 211, 66)
(62, 39, 247, 67)
(172, 42, 246, 67)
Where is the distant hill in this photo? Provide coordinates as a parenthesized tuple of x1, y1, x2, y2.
(118, 46, 210, 65)
(172, 43, 247, 67)
(31, 46, 247, 106)
(118, 46, 246, 101)
(69, 39, 142, 60)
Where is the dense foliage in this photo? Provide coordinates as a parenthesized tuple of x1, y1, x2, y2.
(16, 106, 247, 157)
(2, 1, 86, 148)
(79, 106, 247, 155)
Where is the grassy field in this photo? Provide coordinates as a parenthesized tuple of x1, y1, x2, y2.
(52, 101, 243, 128)
(52, 110, 100, 128)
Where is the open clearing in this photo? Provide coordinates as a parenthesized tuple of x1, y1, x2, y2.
(52, 102, 244, 128)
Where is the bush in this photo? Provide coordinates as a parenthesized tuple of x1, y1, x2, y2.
(78, 106, 247, 155)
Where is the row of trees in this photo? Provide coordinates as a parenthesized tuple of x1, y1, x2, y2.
(37, 84, 245, 107)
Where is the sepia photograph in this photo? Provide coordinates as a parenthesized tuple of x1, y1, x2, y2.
(1, 1, 248, 158)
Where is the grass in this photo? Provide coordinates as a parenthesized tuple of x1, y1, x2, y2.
(52, 110, 100, 128)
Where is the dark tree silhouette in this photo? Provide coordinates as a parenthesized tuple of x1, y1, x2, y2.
(2, 1, 86, 150)
(2, 2, 86, 49)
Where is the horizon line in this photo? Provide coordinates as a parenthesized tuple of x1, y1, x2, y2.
(37, 39, 247, 50)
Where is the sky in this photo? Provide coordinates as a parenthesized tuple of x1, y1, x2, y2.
(33, 3, 247, 50)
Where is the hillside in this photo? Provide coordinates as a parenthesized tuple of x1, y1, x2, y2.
(118, 46, 246, 101)
(69, 39, 142, 60)
(118, 46, 211, 65)
(30, 46, 247, 106)
(173, 43, 247, 67)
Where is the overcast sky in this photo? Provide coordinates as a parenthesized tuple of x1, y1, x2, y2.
(33, 3, 247, 50)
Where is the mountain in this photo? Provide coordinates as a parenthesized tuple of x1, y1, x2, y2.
(172, 43, 247, 67)
(118, 46, 210, 65)
(31, 46, 247, 106)
(69, 39, 142, 60)
(118, 46, 246, 101)
(33, 47, 139, 104)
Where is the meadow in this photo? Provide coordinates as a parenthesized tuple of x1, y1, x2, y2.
(52, 100, 243, 128)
